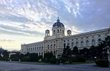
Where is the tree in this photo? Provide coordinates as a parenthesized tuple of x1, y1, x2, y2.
(95, 36, 110, 59)
(95, 36, 110, 67)
(79, 48, 89, 60)
(20, 53, 38, 62)
(43, 52, 56, 64)
(29, 53, 39, 62)
(89, 46, 97, 60)
(72, 46, 79, 55)
(62, 46, 71, 58)
(10, 52, 20, 61)
(61, 46, 72, 63)
(105, 36, 110, 47)
(2, 50, 9, 61)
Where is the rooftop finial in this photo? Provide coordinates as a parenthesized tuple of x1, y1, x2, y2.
(57, 17, 60, 22)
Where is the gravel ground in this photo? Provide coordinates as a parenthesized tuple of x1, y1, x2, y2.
(0, 61, 110, 71)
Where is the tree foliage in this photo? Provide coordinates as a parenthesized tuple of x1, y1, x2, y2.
(43, 52, 57, 64)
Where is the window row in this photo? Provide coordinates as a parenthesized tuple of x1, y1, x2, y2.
(27, 47, 43, 51)
(47, 44, 56, 49)
(63, 34, 102, 43)
(64, 38, 102, 47)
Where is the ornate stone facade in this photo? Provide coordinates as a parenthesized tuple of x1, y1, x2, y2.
(21, 19, 110, 57)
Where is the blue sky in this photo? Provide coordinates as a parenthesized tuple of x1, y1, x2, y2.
(0, 0, 109, 51)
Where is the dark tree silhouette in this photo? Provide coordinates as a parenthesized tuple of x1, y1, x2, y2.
(95, 36, 110, 67)
(43, 52, 56, 64)
(89, 46, 97, 60)
(72, 46, 79, 55)
(61, 46, 72, 63)
(79, 48, 89, 59)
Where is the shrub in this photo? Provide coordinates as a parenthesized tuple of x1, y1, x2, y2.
(42, 52, 58, 64)
(95, 59, 109, 67)
(72, 55, 86, 62)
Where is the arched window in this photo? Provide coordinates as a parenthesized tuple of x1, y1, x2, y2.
(53, 30, 55, 34)
(92, 39, 95, 46)
(27, 48, 28, 51)
(71, 42, 74, 47)
(81, 41, 83, 47)
(51, 44, 52, 48)
(76, 38, 78, 40)
(64, 40, 65, 42)
(48, 45, 49, 49)
(54, 51, 56, 54)
(98, 38, 101, 43)
(64, 43, 66, 48)
(62, 30, 64, 34)
(86, 40, 89, 46)
(54, 44, 55, 48)
(67, 43, 70, 46)
(57, 29, 59, 33)
(98, 34, 101, 37)
(76, 41, 78, 47)
(54, 44, 55, 47)
(60, 29, 61, 31)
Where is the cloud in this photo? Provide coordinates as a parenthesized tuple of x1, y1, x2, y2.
(0, 21, 45, 36)
(0, 0, 109, 50)
(0, 13, 31, 23)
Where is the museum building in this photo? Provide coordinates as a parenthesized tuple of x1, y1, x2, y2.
(21, 18, 110, 57)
